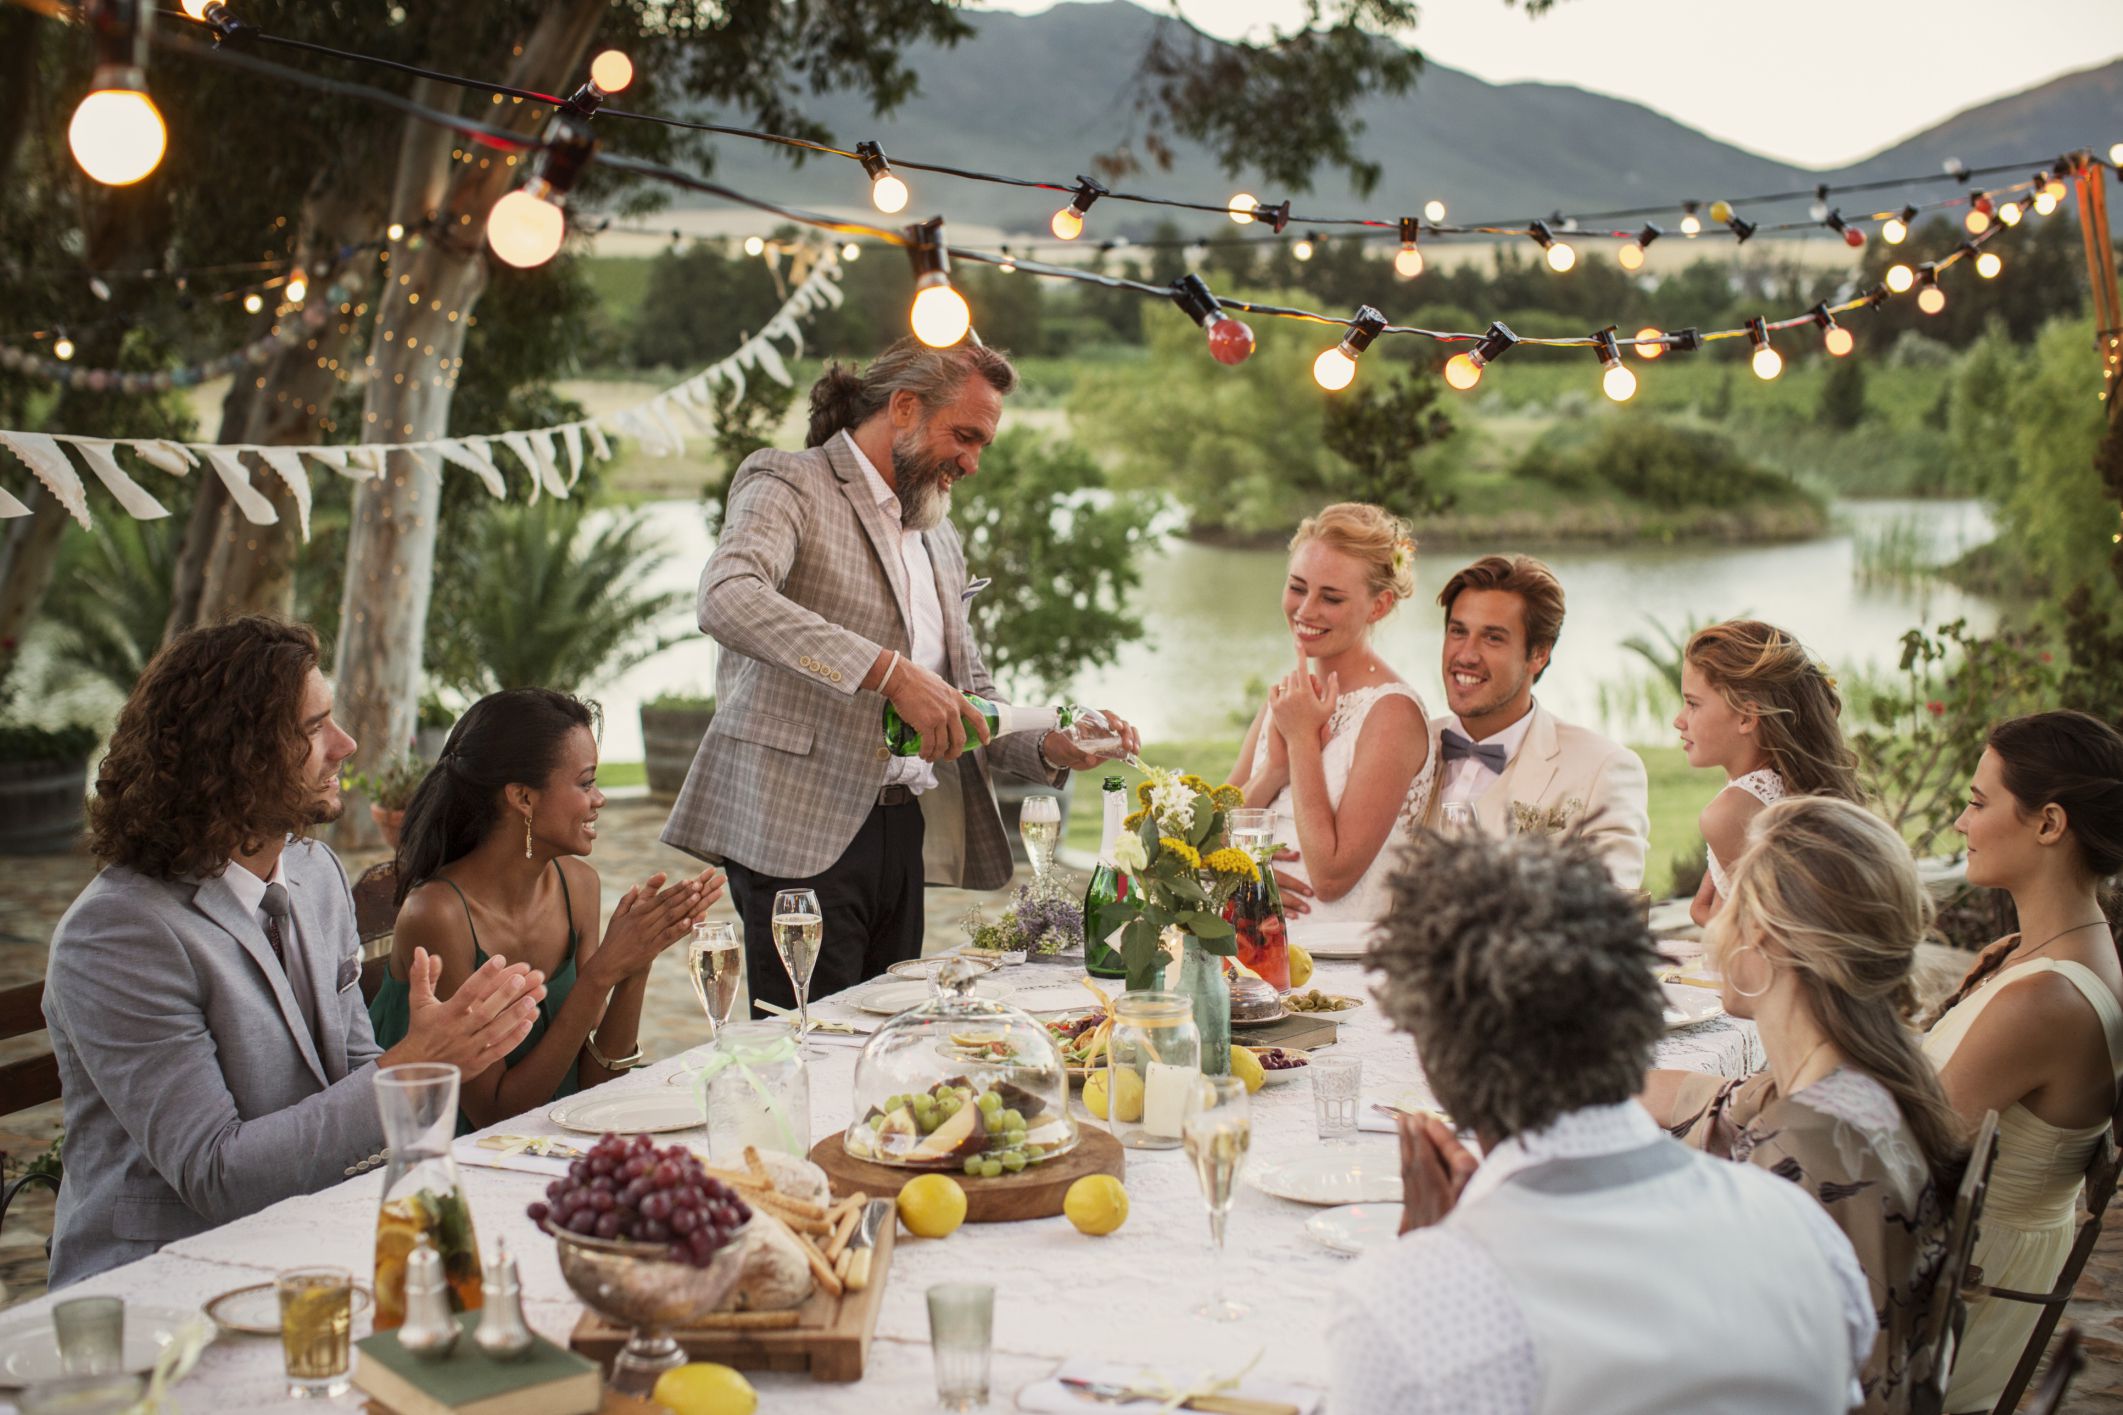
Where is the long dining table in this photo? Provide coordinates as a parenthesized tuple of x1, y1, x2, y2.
(0, 958, 1759, 1412)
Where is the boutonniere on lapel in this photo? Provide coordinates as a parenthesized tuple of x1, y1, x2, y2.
(1511, 798, 1583, 837)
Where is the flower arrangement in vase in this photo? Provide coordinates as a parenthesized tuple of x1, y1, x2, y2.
(1100, 768, 1260, 991)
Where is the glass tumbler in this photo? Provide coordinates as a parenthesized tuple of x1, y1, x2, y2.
(926, 1283, 995, 1410)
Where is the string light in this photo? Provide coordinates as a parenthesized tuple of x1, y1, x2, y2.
(486, 111, 594, 269)
(1726, 213, 1758, 243)
(2041, 171, 2069, 203)
(1915, 265, 1946, 315)
(996, 244, 1016, 274)
(53, 335, 76, 362)
(243, 292, 264, 313)
(742, 235, 765, 257)
(1292, 232, 1317, 262)
(1808, 184, 1831, 223)
(1811, 302, 1853, 357)
(1618, 223, 1660, 271)
(285, 274, 307, 303)
(1633, 326, 1665, 360)
(589, 49, 634, 94)
(1169, 273, 1255, 366)
(1443, 322, 1520, 391)
(1593, 328, 1635, 402)
(841, 242, 860, 261)
(1709, 200, 1733, 225)
(1975, 248, 2003, 279)
(905, 217, 970, 348)
(1747, 317, 1782, 381)
(1393, 218, 1424, 279)
(69, 0, 166, 187)
(1227, 192, 1257, 225)
(1998, 200, 2023, 226)
(2032, 174, 2060, 217)
(1823, 209, 1865, 248)
(1882, 205, 1917, 244)
(1885, 262, 1916, 294)
(857, 142, 909, 215)
(1679, 201, 1702, 237)
(1964, 205, 1991, 235)
(1050, 177, 1106, 240)
(2111, 142, 2123, 166)
(1423, 199, 1446, 224)
(1529, 219, 1575, 273)
(1311, 306, 1386, 392)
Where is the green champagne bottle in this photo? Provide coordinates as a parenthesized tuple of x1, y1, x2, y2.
(880, 693, 1070, 757)
(1084, 775, 1132, 980)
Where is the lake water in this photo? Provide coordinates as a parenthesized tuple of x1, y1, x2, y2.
(593, 497, 1997, 761)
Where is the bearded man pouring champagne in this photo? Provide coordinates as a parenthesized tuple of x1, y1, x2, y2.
(663, 339, 1140, 1009)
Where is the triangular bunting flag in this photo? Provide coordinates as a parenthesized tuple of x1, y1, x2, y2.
(200, 447, 280, 525)
(74, 440, 170, 519)
(432, 438, 506, 498)
(133, 440, 197, 477)
(256, 448, 314, 542)
(0, 432, 92, 528)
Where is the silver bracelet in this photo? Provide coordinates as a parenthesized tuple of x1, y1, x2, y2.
(877, 651, 899, 693)
(584, 1031, 646, 1071)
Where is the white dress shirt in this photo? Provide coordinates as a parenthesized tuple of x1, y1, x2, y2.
(224, 853, 318, 1041)
(1329, 1100, 1875, 1415)
(846, 432, 948, 795)
(1439, 703, 1537, 808)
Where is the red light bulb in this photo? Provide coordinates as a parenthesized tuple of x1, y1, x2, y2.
(1205, 316, 1256, 366)
(1972, 193, 1994, 215)
(1842, 226, 1865, 248)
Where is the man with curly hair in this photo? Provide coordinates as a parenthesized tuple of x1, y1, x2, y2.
(42, 617, 546, 1287)
(1329, 830, 1874, 1414)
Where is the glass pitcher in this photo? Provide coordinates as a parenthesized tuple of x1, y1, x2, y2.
(373, 1063, 483, 1330)
(1223, 808, 1290, 991)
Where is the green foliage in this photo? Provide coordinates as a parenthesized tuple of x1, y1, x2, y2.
(953, 429, 1158, 702)
(1103, 771, 1252, 989)
(45, 514, 179, 696)
(1816, 354, 1868, 431)
(1516, 414, 1812, 512)
(628, 246, 798, 372)
(1620, 610, 1741, 693)
(0, 720, 99, 764)
(644, 690, 717, 712)
(344, 754, 429, 811)
(425, 499, 686, 700)
(1316, 367, 1458, 513)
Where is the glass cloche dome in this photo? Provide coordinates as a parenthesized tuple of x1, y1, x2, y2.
(843, 959, 1078, 1175)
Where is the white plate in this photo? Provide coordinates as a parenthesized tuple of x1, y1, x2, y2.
(888, 955, 996, 981)
(1662, 982, 1724, 1031)
(849, 977, 1012, 1016)
(1248, 1047, 1310, 1086)
(1248, 1151, 1403, 1206)
(1289, 920, 1375, 959)
(0, 1304, 212, 1385)
(548, 1088, 703, 1135)
(1305, 1203, 1401, 1255)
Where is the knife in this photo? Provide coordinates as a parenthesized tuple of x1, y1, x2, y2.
(1059, 1377, 1299, 1415)
(843, 1198, 893, 1292)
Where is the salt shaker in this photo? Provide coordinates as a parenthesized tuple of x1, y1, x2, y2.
(473, 1240, 534, 1361)
(396, 1234, 461, 1358)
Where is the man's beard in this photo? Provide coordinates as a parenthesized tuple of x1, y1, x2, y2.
(890, 435, 954, 532)
(308, 775, 345, 825)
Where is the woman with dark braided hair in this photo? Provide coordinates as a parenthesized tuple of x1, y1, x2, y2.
(371, 688, 722, 1131)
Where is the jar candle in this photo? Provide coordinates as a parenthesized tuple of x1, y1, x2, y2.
(1106, 990, 1200, 1150)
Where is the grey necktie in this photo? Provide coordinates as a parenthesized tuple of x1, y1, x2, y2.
(260, 881, 291, 970)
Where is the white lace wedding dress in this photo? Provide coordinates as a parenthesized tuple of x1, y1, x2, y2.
(1246, 681, 1438, 943)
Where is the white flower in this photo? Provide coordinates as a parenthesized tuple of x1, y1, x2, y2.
(1112, 833, 1148, 873)
(1148, 778, 1196, 833)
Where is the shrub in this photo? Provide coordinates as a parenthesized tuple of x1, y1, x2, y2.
(1514, 414, 1808, 511)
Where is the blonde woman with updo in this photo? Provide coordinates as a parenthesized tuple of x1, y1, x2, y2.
(1676, 619, 1864, 924)
(1645, 796, 1966, 1415)
(1225, 503, 1434, 935)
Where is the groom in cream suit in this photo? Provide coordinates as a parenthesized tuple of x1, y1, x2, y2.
(1423, 555, 1649, 888)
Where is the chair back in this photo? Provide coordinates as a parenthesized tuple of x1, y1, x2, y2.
(0, 979, 60, 1118)
(1909, 1109, 2000, 1415)
(351, 860, 398, 1005)
(2024, 1325, 2083, 1415)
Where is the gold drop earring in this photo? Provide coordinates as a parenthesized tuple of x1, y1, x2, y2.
(524, 812, 535, 859)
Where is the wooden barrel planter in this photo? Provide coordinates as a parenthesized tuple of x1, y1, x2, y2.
(641, 703, 715, 800)
(0, 756, 90, 854)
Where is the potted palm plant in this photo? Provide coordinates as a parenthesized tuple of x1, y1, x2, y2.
(346, 755, 429, 850)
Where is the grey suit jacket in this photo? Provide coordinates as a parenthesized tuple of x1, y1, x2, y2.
(661, 436, 1058, 888)
(43, 839, 390, 1288)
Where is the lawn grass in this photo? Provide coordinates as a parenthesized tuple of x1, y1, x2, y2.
(599, 760, 647, 789)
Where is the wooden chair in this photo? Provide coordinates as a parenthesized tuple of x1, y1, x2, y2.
(0, 979, 62, 1231)
(351, 860, 398, 1005)
(1910, 1110, 2000, 1415)
(1977, 1097, 2123, 1414)
(2023, 1324, 2082, 1415)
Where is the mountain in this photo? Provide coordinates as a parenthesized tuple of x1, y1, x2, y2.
(681, 2, 2115, 236)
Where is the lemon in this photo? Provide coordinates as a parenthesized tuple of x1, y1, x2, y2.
(1083, 1069, 1111, 1119)
(897, 1173, 968, 1238)
(1288, 943, 1314, 989)
(653, 1363, 757, 1415)
(1082, 1066, 1144, 1123)
(1064, 1175, 1129, 1236)
(1227, 1044, 1265, 1094)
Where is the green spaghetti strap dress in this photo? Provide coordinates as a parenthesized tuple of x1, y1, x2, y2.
(369, 861, 583, 1133)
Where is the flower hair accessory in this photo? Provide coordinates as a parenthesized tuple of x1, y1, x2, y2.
(1390, 537, 1416, 577)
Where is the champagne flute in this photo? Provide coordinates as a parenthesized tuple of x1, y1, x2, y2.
(1019, 794, 1061, 883)
(1181, 1075, 1252, 1322)
(771, 889, 823, 1052)
(1440, 801, 1477, 838)
(686, 920, 743, 1042)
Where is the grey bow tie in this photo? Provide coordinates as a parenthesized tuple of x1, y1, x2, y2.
(1440, 728, 1508, 774)
(260, 881, 291, 969)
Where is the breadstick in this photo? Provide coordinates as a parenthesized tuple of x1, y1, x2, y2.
(823, 1205, 861, 1263)
(687, 1310, 803, 1331)
(743, 1145, 770, 1182)
(701, 1165, 772, 1194)
(833, 1246, 853, 1281)
(750, 1190, 828, 1222)
(797, 1230, 844, 1297)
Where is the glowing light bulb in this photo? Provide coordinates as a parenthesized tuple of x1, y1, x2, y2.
(1443, 353, 1483, 390)
(1752, 346, 1783, 380)
(1824, 326, 1854, 357)
(1680, 213, 1702, 236)
(589, 49, 633, 94)
(1204, 316, 1255, 366)
(1917, 284, 1946, 315)
(243, 292, 263, 314)
(1975, 250, 2002, 279)
(486, 186, 566, 268)
(2112, 142, 2123, 166)
(1292, 237, 1314, 261)
(1882, 217, 1908, 244)
(910, 279, 970, 347)
(741, 235, 765, 257)
(180, 0, 210, 16)
(1618, 242, 1645, 271)
(68, 76, 167, 187)
(1050, 207, 1084, 240)
(1998, 201, 2022, 226)
(1545, 241, 1576, 273)
(842, 242, 861, 261)
(2043, 177, 2068, 201)
(1228, 192, 1258, 226)
(1634, 328, 1665, 360)
(1312, 346, 1356, 391)
(1885, 264, 1915, 294)
(1964, 208, 1990, 235)
(871, 172, 909, 215)
(285, 275, 308, 303)
(1709, 200, 1733, 225)
(1423, 199, 1446, 223)
(53, 337, 75, 362)
(1601, 362, 1637, 402)
(1394, 244, 1425, 279)
(2033, 191, 2058, 217)
(387, 222, 406, 242)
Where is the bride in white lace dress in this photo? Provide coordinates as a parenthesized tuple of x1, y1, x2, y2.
(1226, 504, 1437, 938)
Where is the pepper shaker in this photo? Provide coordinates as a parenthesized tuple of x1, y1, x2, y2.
(473, 1239, 534, 1361)
(395, 1234, 461, 1359)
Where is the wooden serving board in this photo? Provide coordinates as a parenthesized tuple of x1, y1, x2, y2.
(808, 1123, 1124, 1223)
(568, 1220, 894, 1383)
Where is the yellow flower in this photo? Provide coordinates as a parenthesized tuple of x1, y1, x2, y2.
(1201, 847, 1260, 882)
(1135, 780, 1154, 809)
(1123, 808, 1147, 831)
(1180, 773, 1213, 795)
(1158, 837, 1203, 871)
(1210, 784, 1244, 811)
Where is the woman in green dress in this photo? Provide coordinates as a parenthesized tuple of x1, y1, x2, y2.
(370, 689, 722, 1131)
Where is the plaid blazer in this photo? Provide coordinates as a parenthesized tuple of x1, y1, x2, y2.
(660, 435, 1057, 887)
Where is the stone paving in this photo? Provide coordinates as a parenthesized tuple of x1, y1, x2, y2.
(1, 798, 2118, 1409)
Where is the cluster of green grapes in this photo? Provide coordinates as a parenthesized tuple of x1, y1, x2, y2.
(883, 1083, 1053, 1178)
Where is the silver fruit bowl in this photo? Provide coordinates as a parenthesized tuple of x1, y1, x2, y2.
(548, 1220, 752, 1394)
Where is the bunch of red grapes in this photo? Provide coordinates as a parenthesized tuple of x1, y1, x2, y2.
(527, 1133, 751, 1268)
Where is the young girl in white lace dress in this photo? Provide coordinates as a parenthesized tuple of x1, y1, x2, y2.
(1225, 504, 1436, 937)
(1675, 619, 1863, 924)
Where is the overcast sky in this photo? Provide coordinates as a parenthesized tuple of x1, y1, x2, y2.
(987, 0, 2123, 168)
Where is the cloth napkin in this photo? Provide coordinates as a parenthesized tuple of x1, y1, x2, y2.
(1016, 1358, 1322, 1414)
(453, 1137, 572, 1178)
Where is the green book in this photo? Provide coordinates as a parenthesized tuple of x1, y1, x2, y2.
(353, 1312, 601, 1415)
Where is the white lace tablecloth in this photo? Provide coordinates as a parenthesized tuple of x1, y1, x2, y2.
(2, 960, 1756, 1411)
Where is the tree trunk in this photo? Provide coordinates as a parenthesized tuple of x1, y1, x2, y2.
(331, 3, 606, 843)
